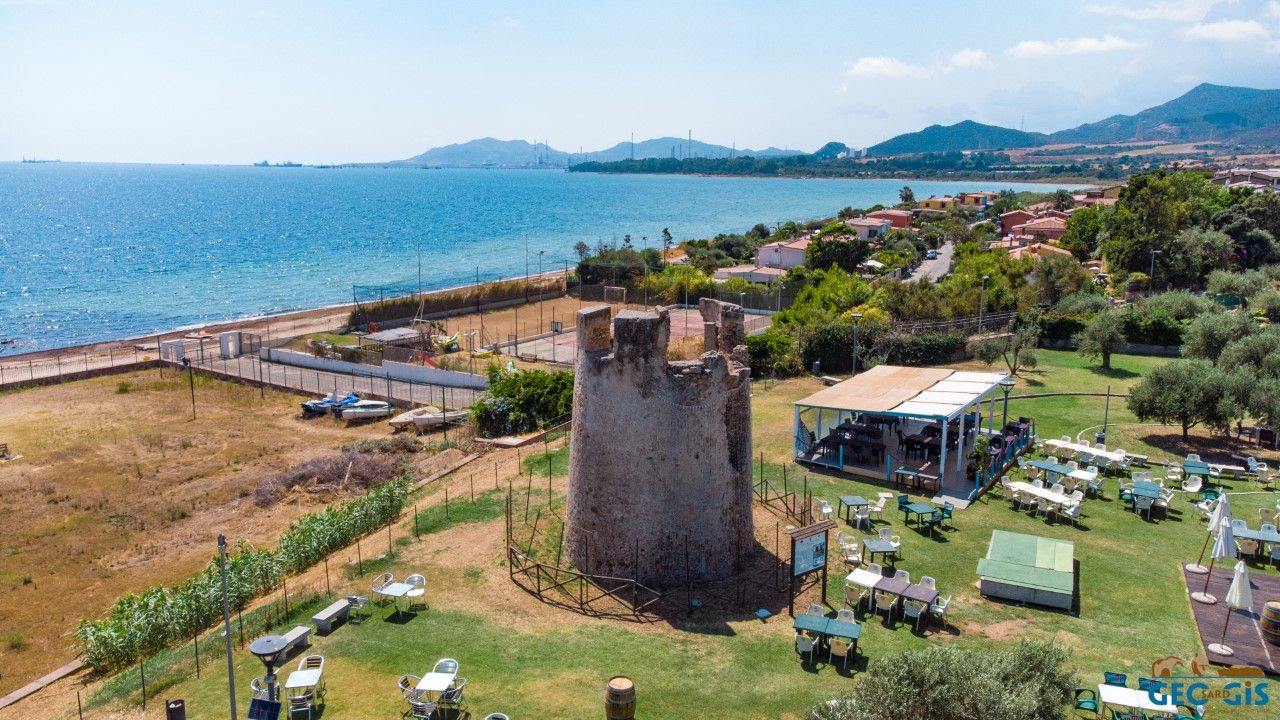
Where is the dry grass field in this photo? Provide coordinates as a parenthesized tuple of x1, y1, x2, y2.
(0, 369, 393, 696)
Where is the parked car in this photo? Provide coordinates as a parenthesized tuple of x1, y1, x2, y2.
(925, 248, 938, 260)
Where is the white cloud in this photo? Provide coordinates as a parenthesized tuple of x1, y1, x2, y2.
(501, 17, 520, 28)
(1185, 18, 1271, 41)
(1006, 35, 1141, 58)
(1086, 0, 1222, 22)
(845, 56, 930, 78)
(948, 48, 992, 70)
(1269, 0, 1280, 19)
(845, 48, 992, 79)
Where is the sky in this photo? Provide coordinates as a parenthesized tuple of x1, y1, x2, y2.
(2, 0, 1280, 165)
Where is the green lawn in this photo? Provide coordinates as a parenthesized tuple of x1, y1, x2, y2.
(86, 350, 1280, 720)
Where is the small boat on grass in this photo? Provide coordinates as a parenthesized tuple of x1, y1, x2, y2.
(412, 408, 469, 432)
(388, 405, 441, 432)
(301, 392, 360, 415)
(336, 399, 394, 421)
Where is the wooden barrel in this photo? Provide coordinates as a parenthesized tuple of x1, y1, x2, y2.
(605, 676, 636, 720)
(1261, 601, 1280, 646)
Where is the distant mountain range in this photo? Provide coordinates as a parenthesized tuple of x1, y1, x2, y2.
(391, 136, 804, 168)
(867, 83, 1280, 156)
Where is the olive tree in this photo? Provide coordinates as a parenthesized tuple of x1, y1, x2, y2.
(1075, 310, 1126, 369)
(1127, 359, 1239, 439)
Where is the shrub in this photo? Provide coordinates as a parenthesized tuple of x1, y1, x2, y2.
(471, 366, 573, 438)
(746, 327, 801, 377)
(811, 639, 1074, 720)
(1120, 306, 1183, 346)
(1039, 314, 1089, 341)
(1052, 291, 1110, 315)
(115, 381, 131, 394)
(342, 436, 427, 455)
(878, 331, 965, 366)
(1141, 291, 1220, 321)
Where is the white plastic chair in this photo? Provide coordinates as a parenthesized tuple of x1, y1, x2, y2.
(929, 594, 951, 628)
(1061, 501, 1083, 527)
(853, 505, 872, 531)
(844, 584, 868, 611)
(795, 633, 817, 662)
(874, 591, 897, 623)
(836, 608, 857, 623)
(903, 599, 927, 631)
(1181, 475, 1203, 493)
(806, 603, 825, 616)
(1134, 494, 1155, 520)
(893, 569, 910, 584)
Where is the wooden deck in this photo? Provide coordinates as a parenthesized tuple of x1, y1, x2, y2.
(1182, 565, 1279, 675)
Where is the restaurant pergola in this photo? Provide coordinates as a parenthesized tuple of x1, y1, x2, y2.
(793, 365, 1013, 501)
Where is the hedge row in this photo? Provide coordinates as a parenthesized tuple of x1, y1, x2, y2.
(77, 478, 408, 672)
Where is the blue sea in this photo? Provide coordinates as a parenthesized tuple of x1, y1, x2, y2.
(0, 163, 1071, 353)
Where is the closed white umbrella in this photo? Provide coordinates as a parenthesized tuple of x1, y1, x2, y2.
(1187, 495, 1231, 574)
(1191, 518, 1235, 604)
(1207, 561, 1253, 657)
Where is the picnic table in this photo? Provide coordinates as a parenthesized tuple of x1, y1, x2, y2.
(844, 568, 882, 591)
(1209, 462, 1248, 478)
(379, 582, 413, 618)
(838, 495, 868, 523)
(893, 466, 919, 488)
(863, 538, 897, 564)
(1097, 684, 1176, 716)
(285, 668, 323, 691)
(901, 501, 935, 526)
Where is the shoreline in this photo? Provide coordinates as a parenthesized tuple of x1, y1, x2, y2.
(1, 270, 569, 365)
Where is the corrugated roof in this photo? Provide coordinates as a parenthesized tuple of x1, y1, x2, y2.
(795, 365, 1007, 419)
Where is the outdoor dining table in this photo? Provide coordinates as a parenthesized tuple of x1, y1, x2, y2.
(1044, 439, 1125, 463)
(1027, 460, 1092, 483)
(379, 581, 413, 618)
(844, 568, 883, 591)
(1182, 459, 1211, 477)
(1008, 481, 1078, 509)
(1208, 463, 1248, 478)
(416, 670, 457, 695)
(901, 501, 936, 526)
(1097, 684, 1177, 716)
(1130, 480, 1164, 499)
(1235, 525, 1280, 545)
(863, 538, 898, 564)
(838, 495, 868, 523)
(793, 615, 861, 654)
(285, 668, 323, 692)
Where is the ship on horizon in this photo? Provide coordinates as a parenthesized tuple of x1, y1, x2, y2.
(20, 157, 61, 163)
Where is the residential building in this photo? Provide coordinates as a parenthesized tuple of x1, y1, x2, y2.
(959, 191, 998, 208)
(1011, 216, 1068, 241)
(755, 237, 811, 270)
(714, 265, 787, 283)
(998, 209, 1036, 235)
(1211, 168, 1280, 191)
(866, 208, 913, 229)
(918, 195, 958, 210)
(846, 217, 892, 241)
(1008, 243, 1075, 261)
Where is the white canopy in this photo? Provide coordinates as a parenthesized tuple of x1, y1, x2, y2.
(795, 364, 1010, 421)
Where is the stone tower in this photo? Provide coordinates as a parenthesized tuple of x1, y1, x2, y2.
(564, 299, 752, 589)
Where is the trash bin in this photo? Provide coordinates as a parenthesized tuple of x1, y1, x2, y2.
(166, 699, 186, 720)
(811, 361, 821, 375)
(1095, 431, 1106, 445)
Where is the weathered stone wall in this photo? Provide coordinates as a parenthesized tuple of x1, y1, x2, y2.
(564, 302, 752, 588)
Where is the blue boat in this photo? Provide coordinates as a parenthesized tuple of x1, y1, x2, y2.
(301, 392, 360, 415)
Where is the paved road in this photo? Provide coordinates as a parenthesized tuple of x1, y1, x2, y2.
(908, 241, 953, 282)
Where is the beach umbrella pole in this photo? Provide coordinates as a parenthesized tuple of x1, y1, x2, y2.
(1208, 608, 1236, 656)
(1186, 530, 1213, 574)
(1191, 557, 1218, 604)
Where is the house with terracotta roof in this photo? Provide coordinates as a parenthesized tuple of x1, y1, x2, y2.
(1009, 243, 1075, 261)
(755, 237, 811, 271)
(1211, 168, 1280, 191)
(998, 209, 1037, 235)
(866, 208, 912, 229)
(714, 264, 788, 283)
(1011, 215, 1068, 241)
(846, 217, 892, 241)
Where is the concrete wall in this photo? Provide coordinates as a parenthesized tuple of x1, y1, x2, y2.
(564, 301, 753, 588)
(260, 348, 488, 390)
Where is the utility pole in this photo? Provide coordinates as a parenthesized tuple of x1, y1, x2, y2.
(182, 357, 196, 420)
(218, 535, 238, 720)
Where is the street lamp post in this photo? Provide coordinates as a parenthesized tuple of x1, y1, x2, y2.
(182, 357, 196, 420)
(998, 377, 1016, 431)
(1149, 250, 1162, 296)
(850, 312, 863, 376)
(977, 275, 990, 333)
